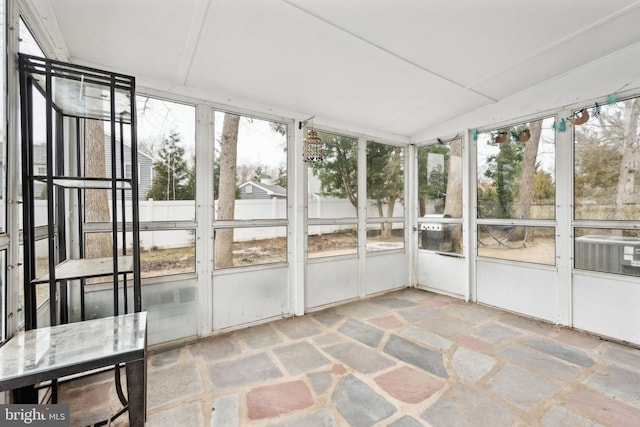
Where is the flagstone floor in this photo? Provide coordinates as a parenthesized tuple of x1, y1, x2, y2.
(59, 288, 640, 426)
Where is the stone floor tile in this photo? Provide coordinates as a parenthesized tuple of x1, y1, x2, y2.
(540, 405, 605, 427)
(418, 315, 473, 337)
(188, 333, 242, 361)
(388, 415, 425, 427)
(313, 332, 345, 346)
(484, 364, 562, 411)
(398, 325, 452, 351)
(274, 316, 323, 339)
(324, 342, 395, 374)
(452, 335, 493, 352)
(368, 314, 405, 329)
(471, 322, 523, 344)
(372, 296, 418, 309)
(499, 315, 556, 336)
(338, 318, 385, 348)
(307, 371, 333, 395)
(451, 347, 496, 383)
(147, 362, 204, 409)
(498, 344, 581, 381)
(441, 303, 498, 322)
(420, 298, 450, 307)
(148, 401, 205, 427)
(584, 364, 640, 406)
(312, 310, 344, 327)
(246, 380, 314, 420)
(599, 342, 640, 370)
(270, 409, 338, 427)
(396, 288, 433, 302)
(234, 323, 283, 350)
(336, 302, 389, 319)
(383, 334, 448, 378)
(565, 388, 640, 427)
(332, 374, 397, 426)
(60, 380, 119, 416)
(422, 384, 519, 427)
(149, 347, 182, 367)
(553, 328, 602, 350)
(398, 306, 443, 323)
(374, 366, 445, 403)
(210, 394, 238, 427)
(526, 337, 594, 367)
(207, 353, 282, 391)
(273, 341, 331, 376)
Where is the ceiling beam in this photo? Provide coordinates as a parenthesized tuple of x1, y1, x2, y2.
(176, 0, 212, 85)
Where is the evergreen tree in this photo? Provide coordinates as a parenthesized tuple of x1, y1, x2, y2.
(146, 131, 193, 200)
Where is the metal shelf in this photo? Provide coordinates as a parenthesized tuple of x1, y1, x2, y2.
(33, 256, 134, 284)
(33, 176, 132, 190)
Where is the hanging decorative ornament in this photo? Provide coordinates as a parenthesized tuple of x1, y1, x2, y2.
(592, 102, 601, 118)
(494, 131, 508, 143)
(557, 118, 567, 133)
(569, 109, 589, 126)
(519, 128, 531, 142)
(471, 129, 478, 141)
(303, 128, 323, 162)
(607, 94, 617, 104)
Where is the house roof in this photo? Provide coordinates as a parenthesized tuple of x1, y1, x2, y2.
(239, 180, 286, 197)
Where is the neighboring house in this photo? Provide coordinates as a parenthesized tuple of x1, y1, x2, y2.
(31, 135, 152, 200)
(238, 181, 286, 200)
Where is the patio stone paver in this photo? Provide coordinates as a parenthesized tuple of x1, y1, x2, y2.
(541, 405, 605, 427)
(374, 366, 445, 403)
(418, 315, 474, 337)
(146, 401, 205, 427)
(565, 388, 640, 427)
(471, 322, 523, 344)
(388, 415, 425, 427)
(270, 409, 338, 427)
(207, 353, 282, 391)
(274, 316, 323, 339)
(398, 306, 442, 323)
(599, 343, 640, 370)
(499, 315, 556, 336)
(273, 342, 331, 375)
(451, 347, 496, 383)
(188, 333, 242, 360)
(338, 318, 384, 348)
(246, 380, 314, 420)
(383, 334, 448, 378)
(332, 374, 397, 427)
(150, 347, 182, 367)
(422, 384, 519, 427)
(372, 297, 417, 309)
(398, 325, 452, 351)
(485, 364, 562, 411)
(452, 335, 493, 352)
(584, 364, 640, 406)
(210, 394, 239, 427)
(498, 344, 581, 381)
(312, 310, 344, 328)
(307, 371, 333, 395)
(336, 302, 389, 319)
(323, 342, 395, 374)
(147, 362, 204, 409)
(368, 314, 405, 329)
(526, 337, 594, 367)
(234, 323, 283, 350)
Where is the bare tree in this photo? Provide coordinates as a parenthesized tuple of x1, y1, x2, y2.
(215, 113, 240, 268)
(615, 98, 640, 220)
(443, 138, 463, 251)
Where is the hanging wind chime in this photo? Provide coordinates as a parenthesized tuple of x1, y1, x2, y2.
(301, 116, 323, 162)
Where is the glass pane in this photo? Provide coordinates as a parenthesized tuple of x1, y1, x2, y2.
(307, 225, 357, 258)
(0, 3, 5, 235)
(139, 229, 196, 277)
(214, 226, 287, 269)
(367, 222, 404, 252)
(0, 250, 5, 342)
(419, 223, 463, 255)
(137, 96, 196, 220)
(574, 98, 640, 220)
(477, 117, 555, 219)
(575, 228, 640, 276)
(418, 139, 462, 218)
(367, 141, 404, 218)
(214, 111, 287, 220)
(19, 18, 44, 56)
(308, 132, 358, 219)
(477, 225, 555, 265)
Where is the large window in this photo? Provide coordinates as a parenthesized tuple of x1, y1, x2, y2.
(135, 95, 196, 277)
(574, 97, 640, 276)
(366, 141, 405, 252)
(476, 117, 556, 265)
(213, 111, 288, 268)
(307, 131, 358, 258)
(418, 138, 463, 254)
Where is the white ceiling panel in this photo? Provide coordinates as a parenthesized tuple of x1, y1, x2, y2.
(36, 0, 640, 138)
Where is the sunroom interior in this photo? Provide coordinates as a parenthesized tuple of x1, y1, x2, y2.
(2, 1, 640, 426)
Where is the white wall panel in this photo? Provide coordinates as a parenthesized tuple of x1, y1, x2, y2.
(573, 273, 640, 345)
(476, 260, 558, 322)
(307, 258, 358, 309)
(417, 252, 467, 298)
(213, 267, 289, 331)
(366, 252, 407, 295)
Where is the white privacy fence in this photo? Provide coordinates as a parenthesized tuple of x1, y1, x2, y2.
(32, 198, 405, 249)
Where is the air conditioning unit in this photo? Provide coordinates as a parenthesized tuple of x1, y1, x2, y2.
(575, 235, 640, 276)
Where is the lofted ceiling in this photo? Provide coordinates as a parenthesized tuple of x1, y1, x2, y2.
(28, 0, 640, 140)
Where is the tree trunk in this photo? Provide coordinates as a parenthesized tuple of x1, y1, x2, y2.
(615, 98, 640, 221)
(382, 196, 396, 238)
(84, 119, 112, 258)
(509, 120, 542, 242)
(215, 113, 240, 268)
(443, 138, 463, 251)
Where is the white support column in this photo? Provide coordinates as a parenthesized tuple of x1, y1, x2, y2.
(357, 137, 367, 298)
(289, 121, 306, 316)
(466, 129, 477, 302)
(555, 109, 573, 326)
(195, 105, 214, 336)
(406, 143, 418, 287)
